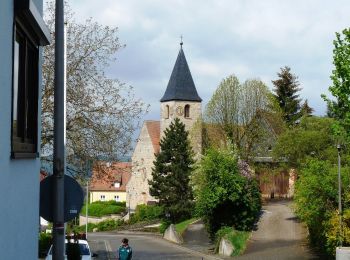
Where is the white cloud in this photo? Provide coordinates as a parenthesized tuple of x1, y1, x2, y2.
(65, 0, 350, 118)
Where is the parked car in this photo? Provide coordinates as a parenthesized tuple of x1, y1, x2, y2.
(45, 239, 97, 260)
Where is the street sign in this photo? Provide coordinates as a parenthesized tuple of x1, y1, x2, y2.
(40, 175, 84, 222)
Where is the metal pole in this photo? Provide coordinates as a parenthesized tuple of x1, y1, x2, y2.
(128, 192, 130, 216)
(337, 144, 342, 247)
(86, 180, 88, 239)
(52, 0, 66, 259)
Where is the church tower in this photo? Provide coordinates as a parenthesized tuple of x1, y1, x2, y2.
(160, 42, 202, 155)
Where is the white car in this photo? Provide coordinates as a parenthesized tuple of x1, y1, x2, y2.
(45, 239, 97, 260)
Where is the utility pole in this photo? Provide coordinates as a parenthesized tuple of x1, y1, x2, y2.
(86, 180, 89, 239)
(52, 0, 66, 259)
(337, 144, 342, 247)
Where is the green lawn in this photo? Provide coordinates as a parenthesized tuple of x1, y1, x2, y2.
(175, 218, 198, 235)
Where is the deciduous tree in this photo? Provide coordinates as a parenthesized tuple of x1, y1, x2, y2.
(272, 116, 336, 168)
(42, 2, 148, 177)
(322, 28, 350, 140)
(204, 75, 280, 160)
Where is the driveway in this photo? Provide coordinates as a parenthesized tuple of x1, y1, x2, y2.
(236, 200, 317, 260)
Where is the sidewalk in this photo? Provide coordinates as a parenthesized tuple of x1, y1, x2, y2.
(182, 219, 216, 255)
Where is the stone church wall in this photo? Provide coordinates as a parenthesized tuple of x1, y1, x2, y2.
(126, 123, 158, 211)
(160, 101, 202, 156)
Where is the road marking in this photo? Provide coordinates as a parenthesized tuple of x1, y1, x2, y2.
(104, 240, 114, 260)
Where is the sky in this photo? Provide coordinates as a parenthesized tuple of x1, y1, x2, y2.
(69, 0, 350, 122)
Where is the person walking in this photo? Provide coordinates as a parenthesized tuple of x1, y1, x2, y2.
(118, 238, 132, 260)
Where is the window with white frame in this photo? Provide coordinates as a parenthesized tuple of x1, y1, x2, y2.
(100, 195, 106, 201)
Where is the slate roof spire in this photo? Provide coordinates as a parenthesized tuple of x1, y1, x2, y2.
(160, 42, 202, 102)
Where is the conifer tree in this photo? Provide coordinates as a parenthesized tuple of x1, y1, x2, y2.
(300, 99, 314, 116)
(149, 118, 194, 223)
(272, 66, 302, 125)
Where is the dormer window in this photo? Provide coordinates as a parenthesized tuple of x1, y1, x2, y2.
(184, 105, 190, 118)
(165, 105, 169, 119)
(114, 182, 120, 188)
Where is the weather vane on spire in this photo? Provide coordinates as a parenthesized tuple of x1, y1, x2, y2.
(180, 35, 183, 47)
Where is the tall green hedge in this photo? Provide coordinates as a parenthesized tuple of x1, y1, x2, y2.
(295, 159, 350, 256)
(81, 200, 126, 217)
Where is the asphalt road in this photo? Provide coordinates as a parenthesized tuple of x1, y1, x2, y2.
(88, 232, 222, 260)
(236, 200, 317, 260)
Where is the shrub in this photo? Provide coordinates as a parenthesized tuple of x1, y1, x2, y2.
(96, 219, 123, 231)
(81, 200, 126, 217)
(38, 232, 52, 257)
(194, 148, 261, 238)
(130, 204, 163, 223)
(74, 222, 97, 233)
(159, 220, 171, 234)
(215, 227, 250, 256)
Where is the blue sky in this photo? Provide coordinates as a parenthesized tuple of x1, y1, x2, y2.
(69, 0, 350, 121)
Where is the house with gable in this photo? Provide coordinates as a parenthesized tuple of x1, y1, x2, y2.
(89, 161, 131, 203)
(127, 42, 202, 211)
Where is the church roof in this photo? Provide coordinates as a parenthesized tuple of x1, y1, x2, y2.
(145, 121, 160, 154)
(160, 46, 202, 102)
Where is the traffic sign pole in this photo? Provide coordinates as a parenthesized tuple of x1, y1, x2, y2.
(52, 0, 66, 259)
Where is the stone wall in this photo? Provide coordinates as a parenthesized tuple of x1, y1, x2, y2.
(160, 101, 202, 155)
(126, 123, 158, 211)
(79, 214, 122, 226)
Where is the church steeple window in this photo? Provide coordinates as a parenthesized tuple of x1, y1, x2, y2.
(165, 105, 169, 119)
(184, 104, 190, 118)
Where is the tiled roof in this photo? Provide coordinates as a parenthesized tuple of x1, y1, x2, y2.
(145, 120, 160, 154)
(90, 162, 131, 192)
(160, 47, 202, 102)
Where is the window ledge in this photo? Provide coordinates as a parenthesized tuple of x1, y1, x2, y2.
(11, 152, 39, 159)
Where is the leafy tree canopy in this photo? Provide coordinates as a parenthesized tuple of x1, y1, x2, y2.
(322, 28, 350, 141)
(272, 116, 338, 168)
(204, 75, 281, 160)
(149, 118, 194, 223)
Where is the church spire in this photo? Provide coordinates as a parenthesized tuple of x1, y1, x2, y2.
(160, 44, 202, 102)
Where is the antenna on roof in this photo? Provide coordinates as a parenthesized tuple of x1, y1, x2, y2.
(180, 35, 183, 48)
